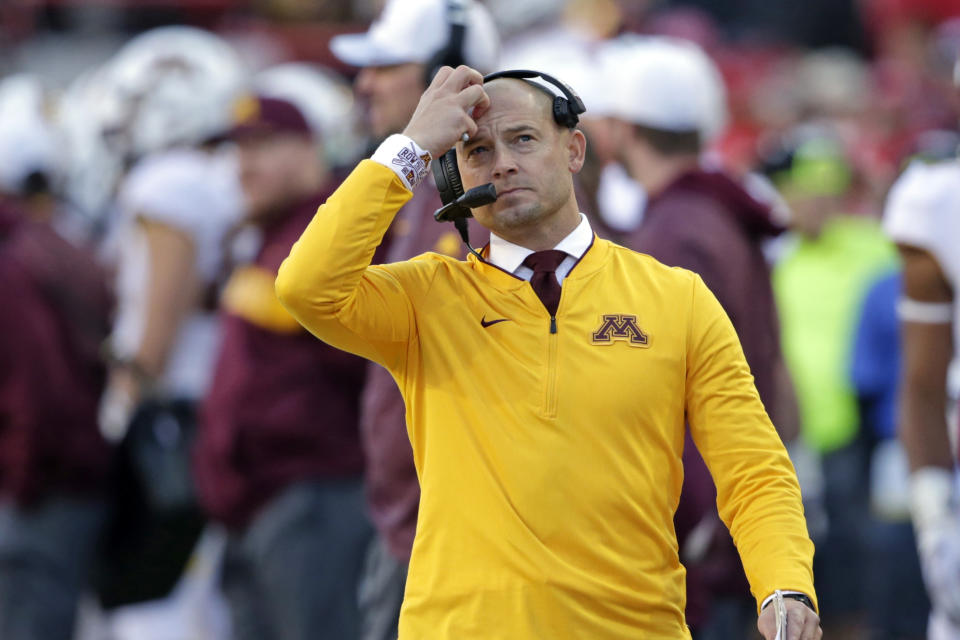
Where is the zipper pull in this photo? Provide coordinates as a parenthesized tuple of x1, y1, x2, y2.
(550, 316, 557, 334)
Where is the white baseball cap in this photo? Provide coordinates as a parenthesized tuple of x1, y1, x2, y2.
(603, 35, 728, 142)
(330, 0, 500, 72)
(0, 74, 60, 194)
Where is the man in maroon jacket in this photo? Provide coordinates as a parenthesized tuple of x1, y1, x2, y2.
(193, 94, 371, 640)
(607, 37, 801, 638)
(0, 196, 113, 639)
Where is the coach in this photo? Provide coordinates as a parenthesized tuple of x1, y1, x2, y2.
(276, 65, 820, 639)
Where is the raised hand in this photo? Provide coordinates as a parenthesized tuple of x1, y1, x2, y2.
(402, 65, 490, 159)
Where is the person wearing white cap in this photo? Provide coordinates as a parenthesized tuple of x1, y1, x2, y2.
(0, 74, 62, 222)
(608, 36, 814, 637)
(331, 0, 499, 144)
(331, 4, 500, 640)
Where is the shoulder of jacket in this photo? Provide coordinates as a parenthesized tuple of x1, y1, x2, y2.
(603, 240, 701, 284)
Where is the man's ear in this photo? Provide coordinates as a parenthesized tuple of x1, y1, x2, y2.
(567, 129, 587, 174)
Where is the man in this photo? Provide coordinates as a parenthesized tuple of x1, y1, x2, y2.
(850, 268, 932, 637)
(771, 133, 898, 635)
(884, 156, 960, 640)
(608, 37, 799, 636)
(193, 91, 372, 640)
(276, 65, 820, 639)
(0, 76, 113, 640)
(92, 30, 245, 634)
(330, 2, 499, 636)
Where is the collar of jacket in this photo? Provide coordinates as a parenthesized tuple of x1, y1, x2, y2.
(465, 233, 608, 292)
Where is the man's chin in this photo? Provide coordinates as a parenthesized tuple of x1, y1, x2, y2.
(487, 202, 543, 231)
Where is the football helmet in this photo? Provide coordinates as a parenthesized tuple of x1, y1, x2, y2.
(103, 26, 247, 159)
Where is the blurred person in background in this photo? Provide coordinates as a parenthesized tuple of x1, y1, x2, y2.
(329, 2, 499, 638)
(883, 144, 960, 640)
(850, 265, 931, 639)
(91, 26, 246, 639)
(193, 65, 373, 639)
(498, 11, 647, 241)
(0, 73, 113, 640)
(586, 38, 650, 239)
(606, 36, 802, 638)
(769, 130, 899, 636)
(56, 64, 131, 250)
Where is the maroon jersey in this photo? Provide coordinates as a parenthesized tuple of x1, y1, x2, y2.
(0, 203, 112, 504)
(194, 191, 368, 528)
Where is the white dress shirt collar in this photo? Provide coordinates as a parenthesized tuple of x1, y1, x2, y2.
(487, 213, 593, 282)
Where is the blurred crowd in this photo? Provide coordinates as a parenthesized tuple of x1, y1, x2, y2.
(1, 0, 959, 638)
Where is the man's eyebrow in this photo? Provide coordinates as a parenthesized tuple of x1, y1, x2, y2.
(503, 124, 540, 135)
(461, 134, 488, 151)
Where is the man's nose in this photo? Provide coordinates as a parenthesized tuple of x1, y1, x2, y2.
(355, 68, 375, 96)
(491, 146, 518, 180)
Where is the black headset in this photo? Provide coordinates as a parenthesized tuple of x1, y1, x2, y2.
(432, 69, 587, 217)
(424, 0, 468, 86)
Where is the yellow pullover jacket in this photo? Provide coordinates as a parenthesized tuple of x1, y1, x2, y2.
(276, 161, 816, 639)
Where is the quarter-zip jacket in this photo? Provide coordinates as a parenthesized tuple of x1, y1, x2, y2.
(276, 160, 816, 639)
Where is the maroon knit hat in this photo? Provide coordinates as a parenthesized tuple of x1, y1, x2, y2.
(228, 94, 312, 139)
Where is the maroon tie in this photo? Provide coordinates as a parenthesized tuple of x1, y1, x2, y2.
(523, 250, 567, 316)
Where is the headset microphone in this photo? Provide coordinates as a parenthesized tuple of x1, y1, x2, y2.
(433, 183, 497, 261)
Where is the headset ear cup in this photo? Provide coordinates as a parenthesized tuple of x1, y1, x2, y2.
(432, 149, 464, 205)
(553, 96, 576, 129)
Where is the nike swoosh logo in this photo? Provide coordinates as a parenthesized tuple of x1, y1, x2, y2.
(481, 315, 510, 328)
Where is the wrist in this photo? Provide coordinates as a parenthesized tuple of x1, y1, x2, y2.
(761, 591, 816, 614)
(910, 467, 956, 532)
(371, 134, 433, 192)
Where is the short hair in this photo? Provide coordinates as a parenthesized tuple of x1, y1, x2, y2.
(21, 171, 51, 198)
(633, 124, 700, 156)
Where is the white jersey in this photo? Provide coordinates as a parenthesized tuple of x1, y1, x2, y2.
(111, 147, 242, 399)
(884, 159, 960, 395)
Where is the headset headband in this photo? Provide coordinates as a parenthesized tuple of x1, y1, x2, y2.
(481, 69, 586, 128)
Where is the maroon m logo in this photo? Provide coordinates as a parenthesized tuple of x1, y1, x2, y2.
(591, 314, 649, 347)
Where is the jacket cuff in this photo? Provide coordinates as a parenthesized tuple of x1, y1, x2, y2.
(371, 134, 433, 192)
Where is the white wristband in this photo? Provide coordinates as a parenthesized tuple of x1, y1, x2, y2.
(910, 467, 956, 531)
(371, 134, 433, 192)
(897, 297, 953, 324)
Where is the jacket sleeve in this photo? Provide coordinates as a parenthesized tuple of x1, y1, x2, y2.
(683, 273, 817, 613)
(276, 160, 428, 373)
